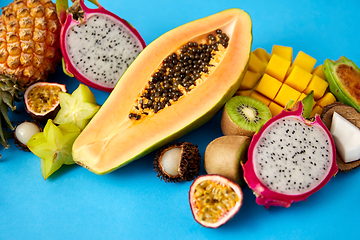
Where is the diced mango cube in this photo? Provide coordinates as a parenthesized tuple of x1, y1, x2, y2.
(265, 54, 291, 82)
(248, 52, 267, 73)
(235, 89, 252, 96)
(297, 93, 307, 102)
(310, 105, 323, 118)
(316, 92, 337, 108)
(253, 48, 270, 63)
(291, 51, 317, 73)
(312, 65, 325, 79)
(304, 75, 329, 100)
(268, 102, 284, 117)
(255, 74, 282, 100)
(239, 71, 261, 90)
(284, 65, 312, 92)
(274, 84, 301, 107)
(271, 45, 293, 62)
(250, 91, 271, 106)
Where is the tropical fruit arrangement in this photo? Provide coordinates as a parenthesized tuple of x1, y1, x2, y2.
(237, 46, 336, 117)
(2, 0, 360, 230)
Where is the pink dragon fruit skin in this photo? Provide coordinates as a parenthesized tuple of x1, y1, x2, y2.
(60, 0, 146, 92)
(242, 102, 338, 208)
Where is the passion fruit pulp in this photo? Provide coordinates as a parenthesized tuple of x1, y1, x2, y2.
(189, 175, 243, 228)
(24, 82, 67, 123)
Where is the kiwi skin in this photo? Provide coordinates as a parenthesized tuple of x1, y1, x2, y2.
(221, 107, 255, 137)
(204, 135, 250, 186)
(221, 96, 272, 137)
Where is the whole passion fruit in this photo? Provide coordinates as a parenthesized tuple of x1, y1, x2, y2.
(189, 175, 243, 228)
(24, 82, 67, 123)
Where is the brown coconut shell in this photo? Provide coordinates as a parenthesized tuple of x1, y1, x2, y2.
(320, 102, 360, 172)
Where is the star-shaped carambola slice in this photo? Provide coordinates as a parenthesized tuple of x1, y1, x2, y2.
(27, 120, 81, 180)
(54, 84, 100, 130)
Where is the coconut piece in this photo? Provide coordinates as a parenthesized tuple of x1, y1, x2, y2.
(153, 142, 202, 183)
(330, 112, 360, 163)
(321, 102, 360, 172)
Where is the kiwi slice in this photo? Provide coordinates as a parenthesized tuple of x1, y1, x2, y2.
(221, 96, 272, 136)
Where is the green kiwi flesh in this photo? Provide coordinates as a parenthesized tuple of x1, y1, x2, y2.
(225, 96, 272, 133)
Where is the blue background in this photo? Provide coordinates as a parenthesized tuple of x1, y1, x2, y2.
(1, 0, 360, 239)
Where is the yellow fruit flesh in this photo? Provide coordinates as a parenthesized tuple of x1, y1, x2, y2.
(312, 64, 325, 79)
(291, 51, 317, 73)
(284, 65, 312, 92)
(27, 84, 63, 114)
(304, 75, 329, 100)
(271, 45, 293, 62)
(274, 84, 301, 107)
(238, 70, 261, 90)
(310, 105, 323, 118)
(237, 46, 336, 117)
(194, 180, 239, 224)
(316, 92, 337, 108)
(253, 48, 270, 62)
(265, 54, 291, 82)
(250, 91, 271, 106)
(268, 101, 283, 116)
(247, 52, 267, 73)
(0, 0, 61, 88)
(256, 73, 282, 99)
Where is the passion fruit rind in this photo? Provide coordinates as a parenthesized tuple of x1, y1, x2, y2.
(153, 142, 202, 183)
(189, 174, 243, 228)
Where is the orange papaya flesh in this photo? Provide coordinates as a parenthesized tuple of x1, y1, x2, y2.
(72, 9, 252, 174)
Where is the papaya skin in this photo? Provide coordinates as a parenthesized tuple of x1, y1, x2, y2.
(323, 56, 360, 112)
(72, 8, 253, 174)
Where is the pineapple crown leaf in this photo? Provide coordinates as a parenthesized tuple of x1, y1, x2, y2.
(0, 74, 19, 148)
(0, 75, 22, 101)
(0, 118, 10, 149)
(0, 89, 16, 111)
(0, 102, 14, 131)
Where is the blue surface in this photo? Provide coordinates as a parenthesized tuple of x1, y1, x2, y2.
(1, 0, 360, 239)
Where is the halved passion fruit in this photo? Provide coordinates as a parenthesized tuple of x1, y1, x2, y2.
(189, 174, 243, 228)
(24, 82, 67, 123)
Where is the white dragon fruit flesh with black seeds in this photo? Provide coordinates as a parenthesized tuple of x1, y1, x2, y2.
(242, 103, 338, 208)
(60, 0, 146, 92)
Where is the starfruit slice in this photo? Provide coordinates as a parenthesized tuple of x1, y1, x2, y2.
(54, 84, 100, 130)
(27, 120, 81, 180)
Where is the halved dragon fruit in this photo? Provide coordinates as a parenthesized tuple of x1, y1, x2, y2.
(58, 0, 146, 92)
(242, 102, 338, 208)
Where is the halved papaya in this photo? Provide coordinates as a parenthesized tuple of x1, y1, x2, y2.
(72, 8, 253, 174)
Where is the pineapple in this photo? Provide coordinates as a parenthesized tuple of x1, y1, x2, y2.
(0, 0, 61, 148)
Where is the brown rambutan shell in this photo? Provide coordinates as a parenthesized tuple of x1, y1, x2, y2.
(153, 142, 202, 183)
